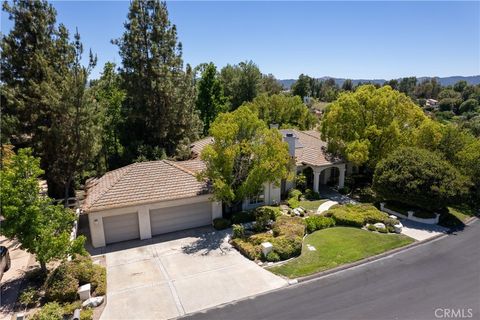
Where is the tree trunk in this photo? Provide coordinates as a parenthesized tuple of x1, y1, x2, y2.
(40, 261, 47, 274)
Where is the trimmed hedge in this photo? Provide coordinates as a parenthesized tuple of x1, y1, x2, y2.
(324, 204, 390, 228)
(213, 218, 231, 230)
(305, 216, 336, 233)
(231, 238, 262, 260)
(271, 236, 302, 260)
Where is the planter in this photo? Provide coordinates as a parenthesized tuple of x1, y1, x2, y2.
(380, 202, 440, 225)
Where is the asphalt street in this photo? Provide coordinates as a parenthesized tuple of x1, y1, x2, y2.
(185, 220, 480, 320)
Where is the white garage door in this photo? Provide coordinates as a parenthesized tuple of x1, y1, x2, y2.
(150, 201, 212, 236)
(103, 212, 140, 244)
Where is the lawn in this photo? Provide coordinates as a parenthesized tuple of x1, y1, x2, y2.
(439, 205, 477, 228)
(299, 199, 327, 211)
(270, 227, 414, 278)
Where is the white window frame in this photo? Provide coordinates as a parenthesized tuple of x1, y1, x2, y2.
(249, 192, 265, 205)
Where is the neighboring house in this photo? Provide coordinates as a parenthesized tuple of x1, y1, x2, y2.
(426, 99, 439, 109)
(84, 129, 346, 247)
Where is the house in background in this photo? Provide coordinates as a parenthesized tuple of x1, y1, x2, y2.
(83, 129, 347, 247)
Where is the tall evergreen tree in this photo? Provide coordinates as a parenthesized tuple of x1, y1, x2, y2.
(220, 61, 262, 110)
(195, 63, 228, 135)
(114, 0, 201, 160)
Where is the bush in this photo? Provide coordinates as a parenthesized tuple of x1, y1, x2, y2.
(19, 287, 39, 307)
(81, 308, 94, 320)
(231, 238, 261, 260)
(232, 224, 245, 239)
(387, 225, 395, 233)
(305, 216, 335, 233)
(62, 301, 82, 316)
(304, 189, 320, 200)
(377, 227, 388, 233)
(287, 188, 302, 208)
(231, 211, 255, 224)
(326, 204, 390, 228)
(44, 265, 79, 303)
(357, 186, 377, 203)
(32, 302, 64, 320)
(254, 206, 282, 221)
(338, 186, 351, 195)
(272, 216, 305, 238)
(288, 188, 302, 200)
(248, 232, 274, 245)
(271, 236, 302, 260)
(265, 251, 280, 262)
(367, 224, 377, 232)
(213, 218, 231, 230)
(44, 255, 106, 303)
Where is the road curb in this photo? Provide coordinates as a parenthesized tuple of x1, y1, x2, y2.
(293, 216, 479, 283)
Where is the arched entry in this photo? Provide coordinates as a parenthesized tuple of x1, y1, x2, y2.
(328, 167, 340, 186)
(302, 167, 313, 191)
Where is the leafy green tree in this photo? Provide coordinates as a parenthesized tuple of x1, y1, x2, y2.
(373, 147, 471, 211)
(459, 98, 479, 114)
(291, 74, 312, 99)
(195, 62, 228, 135)
(115, 0, 201, 159)
(321, 85, 426, 170)
(91, 62, 126, 172)
(398, 77, 417, 98)
(260, 74, 283, 95)
(243, 94, 316, 130)
(198, 106, 292, 207)
(219, 61, 262, 110)
(0, 149, 86, 272)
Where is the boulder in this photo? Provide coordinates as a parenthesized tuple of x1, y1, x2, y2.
(373, 222, 386, 229)
(394, 222, 403, 234)
(389, 215, 398, 220)
(82, 296, 104, 308)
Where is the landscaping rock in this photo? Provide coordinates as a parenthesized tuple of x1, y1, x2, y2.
(78, 283, 91, 301)
(389, 215, 398, 220)
(82, 296, 104, 308)
(261, 242, 273, 256)
(394, 222, 403, 234)
(306, 244, 316, 251)
(373, 222, 386, 229)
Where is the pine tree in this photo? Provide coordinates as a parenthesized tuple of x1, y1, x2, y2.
(195, 63, 228, 135)
(115, 0, 201, 159)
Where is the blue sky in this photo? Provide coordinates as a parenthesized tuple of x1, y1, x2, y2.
(2, 1, 479, 80)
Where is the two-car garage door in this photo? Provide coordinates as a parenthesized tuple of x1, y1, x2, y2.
(150, 201, 212, 236)
(101, 200, 212, 244)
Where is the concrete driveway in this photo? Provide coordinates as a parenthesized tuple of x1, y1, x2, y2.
(99, 227, 287, 320)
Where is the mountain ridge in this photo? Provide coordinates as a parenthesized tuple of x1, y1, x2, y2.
(278, 75, 480, 89)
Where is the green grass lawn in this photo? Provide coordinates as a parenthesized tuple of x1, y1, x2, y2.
(270, 227, 414, 278)
(299, 199, 327, 211)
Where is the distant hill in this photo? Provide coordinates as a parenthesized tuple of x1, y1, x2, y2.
(278, 75, 480, 89)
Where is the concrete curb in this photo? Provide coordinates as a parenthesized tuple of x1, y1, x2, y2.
(292, 216, 479, 283)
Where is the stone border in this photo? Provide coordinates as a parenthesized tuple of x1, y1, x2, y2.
(380, 202, 439, 224)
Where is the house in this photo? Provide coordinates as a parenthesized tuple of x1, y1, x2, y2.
(84, 129, 346, 248)
(426, 99, 439, 109)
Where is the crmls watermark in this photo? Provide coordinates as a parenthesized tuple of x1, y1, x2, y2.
(434, 308, 474, 319)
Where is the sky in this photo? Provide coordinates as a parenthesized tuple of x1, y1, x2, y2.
(1, 1, 479, 80)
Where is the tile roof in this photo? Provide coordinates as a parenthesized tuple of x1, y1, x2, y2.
(190, 137, 214, 157)
(83, 160, 209, 213)
(279, 129, 342, 167)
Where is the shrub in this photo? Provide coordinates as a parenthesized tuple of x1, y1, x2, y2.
(272, 216, 305, 238)
(62, 301, 82, 316)
(305, 216, 335, 233)
(32, 302, 64, 320)
(357, 186, 377, 203)
(377, 227, 388, 233)
(265, 251, 280, 262)
(81, 308, 94, 320)
(338, 186, 351, 195)
(19, 287, 39, 307)
(271, 236, 302, 260)
(253, 209, 271, 232)
(288, 188, 302, 200)
(304, 189, 320, 200)
(255, 206, 282, 221)
(91, 264, 106, 296)
(326, 204, 390, 228)
(248, 232, 274, 245)
(213, 218, 231, 230)
(232, 224, 245, 239)
(231, 238, 261, 260)
(387, 225, 395, 233)
(367, 224, 377, 232)
(44, 265, 79, 303)
(287, 197, 300, 209)
(231, 211, 255, 224)
(287, 188, 302, 208)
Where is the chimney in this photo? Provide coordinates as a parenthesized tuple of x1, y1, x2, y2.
(284, 133, 297, 157)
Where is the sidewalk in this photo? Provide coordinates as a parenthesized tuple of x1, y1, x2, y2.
(0, 237, 34, 320)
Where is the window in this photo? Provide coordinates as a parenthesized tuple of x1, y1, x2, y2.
(249, 192, 265, 205)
